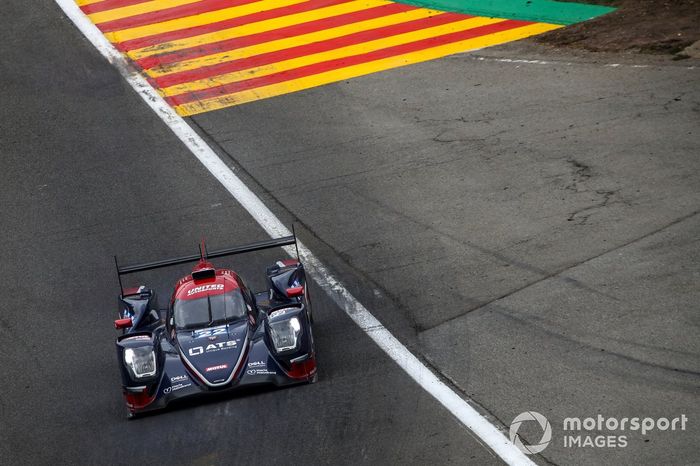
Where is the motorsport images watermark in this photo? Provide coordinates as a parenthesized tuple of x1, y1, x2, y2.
(509, 412, 689, 454)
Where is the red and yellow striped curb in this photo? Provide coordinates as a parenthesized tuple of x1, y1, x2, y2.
(77, 0, 561, 115)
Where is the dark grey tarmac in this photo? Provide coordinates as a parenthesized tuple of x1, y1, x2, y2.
(2, 1, 698, 465)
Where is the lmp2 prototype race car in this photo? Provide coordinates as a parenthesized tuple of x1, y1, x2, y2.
(112, 235, 316, 418)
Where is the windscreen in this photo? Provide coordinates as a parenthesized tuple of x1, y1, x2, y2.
(174, 289, 247, 329)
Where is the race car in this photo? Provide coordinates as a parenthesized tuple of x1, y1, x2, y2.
(112, 235, 316, 418)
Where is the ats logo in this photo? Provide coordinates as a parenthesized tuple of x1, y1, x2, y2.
(188, 340, 237, 356)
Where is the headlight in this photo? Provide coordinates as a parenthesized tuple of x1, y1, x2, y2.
(269, 317, 301, 353)
(124, 347, 156, 378)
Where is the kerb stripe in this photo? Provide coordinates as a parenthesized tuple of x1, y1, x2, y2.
(96, 0, 260, 32)
(114, 0, 354, 51)
(166, 19, 531, 106)
(81, 0, 151, 14)
(135, 2, 417, 69)
(152, 12, 472, 87)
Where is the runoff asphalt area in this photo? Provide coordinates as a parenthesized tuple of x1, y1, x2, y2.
(2, 1, 699, 465)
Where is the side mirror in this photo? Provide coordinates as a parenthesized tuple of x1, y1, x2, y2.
(286, 286, 304, 298)
(114, 318, 133, 330)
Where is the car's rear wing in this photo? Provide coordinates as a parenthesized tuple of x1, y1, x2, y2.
(114, 231, 300, 294)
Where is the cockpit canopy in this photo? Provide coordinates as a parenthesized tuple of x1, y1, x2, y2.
(173, 288, 247, 330)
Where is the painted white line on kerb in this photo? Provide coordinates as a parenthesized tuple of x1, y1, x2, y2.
(55, 1, 535, 464)
(469, 55, 698, 70)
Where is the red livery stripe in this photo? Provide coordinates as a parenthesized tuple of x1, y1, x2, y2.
(136, 2, 417, 70)
(166, 19, 531, 105)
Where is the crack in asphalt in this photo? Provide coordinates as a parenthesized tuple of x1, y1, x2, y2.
(343, 183, 628, 326)
(159, 117, 699, 380)
(566, 189, 628, 225)
(558, 159, 633, 225)
(188, 104, 699, 380)
(565, 159, 592, 190)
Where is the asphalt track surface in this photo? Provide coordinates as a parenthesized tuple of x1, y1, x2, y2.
(1, 2, 498, 465)
(2, 2, 699, 466)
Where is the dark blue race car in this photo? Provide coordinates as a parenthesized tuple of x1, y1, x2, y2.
(112, 236, 316, 418)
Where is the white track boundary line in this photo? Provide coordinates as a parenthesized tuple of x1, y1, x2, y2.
(467, 54, 698, 70)
(55, 1, 535, 464)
